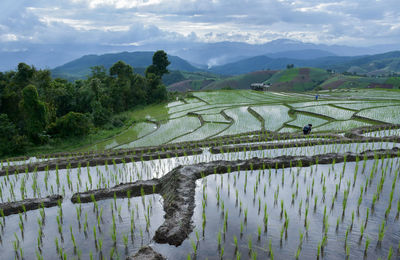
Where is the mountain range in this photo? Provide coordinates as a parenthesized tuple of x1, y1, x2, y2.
(50, 49, 400, 82)
(209, 51, 400, 76)
(2, 38, 400, 72)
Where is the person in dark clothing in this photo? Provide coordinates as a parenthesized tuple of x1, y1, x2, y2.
(303, 124, 312, 135)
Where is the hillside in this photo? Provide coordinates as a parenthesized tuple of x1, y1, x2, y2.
(204, 70, 276, 90)
(51, 51, 201, 80)
(167, 71, 224, 91)
(329, 51, 400, 76)
(168, 70, 276, 91)
(265, 67, 330, 92)
(209, 51, 400, 76)
(169, 67, 400, 92)
(208, 56, 300, 75)
(320, 74, 400, 90)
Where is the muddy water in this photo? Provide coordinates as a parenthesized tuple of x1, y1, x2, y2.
(154, 159, 400, 259)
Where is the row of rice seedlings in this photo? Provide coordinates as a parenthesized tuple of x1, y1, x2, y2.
(2, 137, 398, 203)
(361, 126, 400, 138)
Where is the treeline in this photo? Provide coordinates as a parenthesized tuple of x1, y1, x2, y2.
(0, 50, 171, 157)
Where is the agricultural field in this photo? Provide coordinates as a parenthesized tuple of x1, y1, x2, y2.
(295, 105, 355, 120)
(79, 89, 400, 150)
(356, 106, 400, 124)
(1, 89, 400, 259)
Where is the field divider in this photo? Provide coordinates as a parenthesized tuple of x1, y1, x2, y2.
(248, 106, 265, 132)
(0, 195, 63, 216)
(292, 109, 336, 121)
(329, 103, 359, 112)
(351, 114, 391, 125)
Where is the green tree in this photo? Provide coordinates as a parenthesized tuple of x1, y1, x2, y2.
(91, 101, 111, 126)
(14, 63, 35, 88)
(20, 84, 47, 143)
(49, 112, 91, 137)
(150, 50, 170, 78)
(109, 61, 133, 79)
(145, 73, 167, 103)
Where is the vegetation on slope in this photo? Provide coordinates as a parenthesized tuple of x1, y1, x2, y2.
(0, 51, 172, 158)
(51, 51, 200, 81)
(265, 67, 330, 91)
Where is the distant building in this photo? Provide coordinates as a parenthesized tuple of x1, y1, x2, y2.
(250, 83, 271, 91)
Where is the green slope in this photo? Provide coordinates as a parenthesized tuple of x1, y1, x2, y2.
(320, 74, 400, 90)
(265, 67, 330, 91)
(168, 70, 276, 91)
(204, 70, 276, 90)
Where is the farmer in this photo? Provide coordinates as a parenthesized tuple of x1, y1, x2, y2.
(315, 94, 319, 100)
(303, 124, 312, 135)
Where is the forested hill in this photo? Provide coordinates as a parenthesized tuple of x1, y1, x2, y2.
(0, 51, 172, 158)
(51, 51, 200, 81)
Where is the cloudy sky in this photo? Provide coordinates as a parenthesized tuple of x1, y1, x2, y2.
(1, 0, 400, 68)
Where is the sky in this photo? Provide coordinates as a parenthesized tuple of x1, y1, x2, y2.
(1, 0, 400, 68)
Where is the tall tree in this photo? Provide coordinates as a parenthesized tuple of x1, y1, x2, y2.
(20, 84, 47, 143)
(149, 50, 170, 78)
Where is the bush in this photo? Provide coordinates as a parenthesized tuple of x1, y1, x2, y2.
(49, 112, 92, 137)
(0, 114, 27, 157)
(91, 101, 111, 126)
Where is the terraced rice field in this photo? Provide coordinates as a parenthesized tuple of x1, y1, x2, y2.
(287, 113, 328, 128)
(1, 123, 400, 259)
(251, 105, 292, 131)
(216, 107, 262, 136)
(315, 120, 372, 132)
(118, 116, 201, 148)
(356, 106, 400, 124)
(295, 105, 355, 120)
(84, 89, 400, 150)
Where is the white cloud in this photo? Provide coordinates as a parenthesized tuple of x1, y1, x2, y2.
(1, 0, 400, 69)
(0, 33, 18, 42)
(1, 0, 399, 46)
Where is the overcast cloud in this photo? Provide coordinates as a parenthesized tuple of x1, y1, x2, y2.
(1, 0, 400, 69)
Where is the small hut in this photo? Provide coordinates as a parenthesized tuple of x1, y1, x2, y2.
(250, 83, 271, 91)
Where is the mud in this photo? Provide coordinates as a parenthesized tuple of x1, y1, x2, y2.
(71, 179, 161, 203)
(71, 146, 400, 247)
(0, 195, 62, 216)
(127, 246, 166, 260)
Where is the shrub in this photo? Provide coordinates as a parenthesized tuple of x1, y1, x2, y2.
(49, 112, 92, 137)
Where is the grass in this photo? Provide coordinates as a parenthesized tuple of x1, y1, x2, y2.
(84, 122, 157, 151)
(269, 68, 301, 83)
